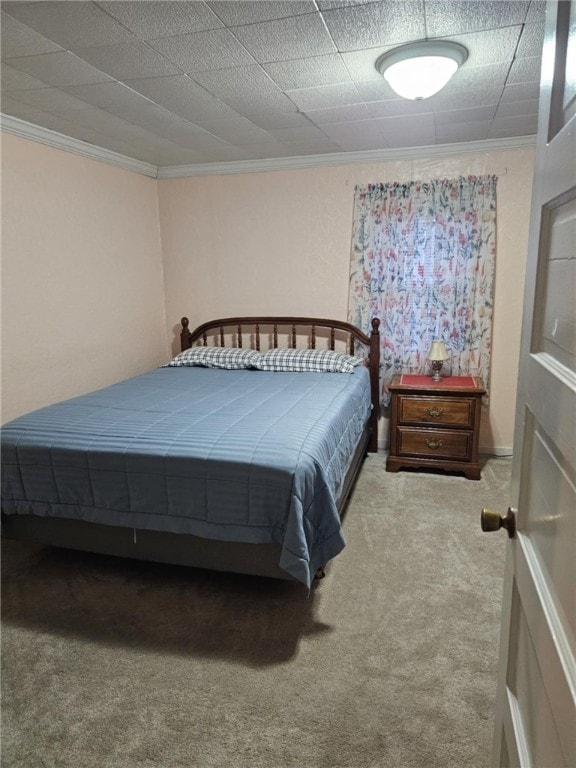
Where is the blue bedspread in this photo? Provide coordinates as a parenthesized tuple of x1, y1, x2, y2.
(1, 366, 371, 586)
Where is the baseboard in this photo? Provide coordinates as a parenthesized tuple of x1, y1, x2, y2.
(480, 446, 513, 457)
(377, 438, 389, 453)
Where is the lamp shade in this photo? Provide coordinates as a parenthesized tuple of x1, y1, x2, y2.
(375, 41, 468, 100)
(427, 340, 449, 361)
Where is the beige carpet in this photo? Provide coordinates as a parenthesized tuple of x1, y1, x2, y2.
(1, 454, 510, 768)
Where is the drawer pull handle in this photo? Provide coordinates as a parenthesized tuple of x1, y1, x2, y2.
(427, 407, 443, 418)
(426, 439, 443, 450)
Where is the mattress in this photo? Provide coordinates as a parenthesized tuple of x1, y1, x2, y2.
(1, 366, 371, 586)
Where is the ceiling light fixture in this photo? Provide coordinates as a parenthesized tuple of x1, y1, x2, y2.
(375, 41, 468, 100)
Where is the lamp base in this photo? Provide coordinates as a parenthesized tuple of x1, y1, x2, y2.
(430, 361, 444, 381)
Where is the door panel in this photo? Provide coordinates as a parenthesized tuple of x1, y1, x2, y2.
(524, 424, 576, 636)
(536, 196, 576, 370)
(511, 588, 566, 768)
(491, 2, 576, 767)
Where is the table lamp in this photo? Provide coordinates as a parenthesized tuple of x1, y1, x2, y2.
(427, 340, 449, 381)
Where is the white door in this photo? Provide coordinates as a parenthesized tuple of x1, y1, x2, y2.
(483, 1, 576, 766)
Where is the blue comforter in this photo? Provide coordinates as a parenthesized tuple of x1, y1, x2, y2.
(1, 366, 371, 586)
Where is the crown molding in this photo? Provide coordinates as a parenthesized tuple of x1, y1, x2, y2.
(1, 113, 535, 179)
(156, 135, 536, 178)
(0, 114, 158, 178)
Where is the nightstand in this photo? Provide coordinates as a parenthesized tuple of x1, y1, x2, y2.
(386, 374, 486, 480)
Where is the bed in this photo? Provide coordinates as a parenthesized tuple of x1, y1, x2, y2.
(1, 316, 380, 588)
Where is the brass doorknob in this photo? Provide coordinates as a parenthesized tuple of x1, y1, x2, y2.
(481, 507, 516, 538)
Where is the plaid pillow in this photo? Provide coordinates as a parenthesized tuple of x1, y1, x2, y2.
(165, 346, 261, 370)
(255, 348, 362, 373)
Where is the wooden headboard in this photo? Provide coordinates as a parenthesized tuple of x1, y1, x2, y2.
(180, 316, 381, 452)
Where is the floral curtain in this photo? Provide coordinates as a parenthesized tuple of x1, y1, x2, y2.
(348, 175, 497, 403)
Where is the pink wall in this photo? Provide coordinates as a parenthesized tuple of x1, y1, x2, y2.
(1, 132, 534, 453)
(158, 149, 535, 453)
(1, 133, 167, 423)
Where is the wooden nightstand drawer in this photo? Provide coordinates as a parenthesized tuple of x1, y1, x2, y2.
(397, 428, 473, 460)
(398, 395, 475, 428)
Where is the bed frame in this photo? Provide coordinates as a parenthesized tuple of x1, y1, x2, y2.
(2, 316, 380, 583)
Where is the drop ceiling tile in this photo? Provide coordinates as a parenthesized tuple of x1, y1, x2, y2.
(424, 1, 530, 37)
(158, 127, 229, 151)
(62, 82, 197, 140)
(0, 12, 63, 58)
(437, 27, 522, 67)
(286, 82, 363, 111)
(63, 108, 162, 142)
(263, 54, 351, 90)
(379, 121, 437, 147)
(304, 103, 372, 124)
(449, 62, 509, 93)
(320, 119, 385, 141)
(125, 75, 240, 122)
(70, 41, 180, 80)
(373, 113, 435, 136)
(525, 1, 547, 24)
(5, 52, 113, 87)
(365, 99, 444, 118)
(198, 145, 260, 162)
(148, 29, 255, 72)
(127, 109, 213, 142)
(192, 65, 279, 101)
(28, 113, 105, 142)
(317, 0, 380, 8)
(427, 86, 504, 111)
(495, 99, 539, 118)
(243, 112, 313, 129)
(96, 1, 224, 39)
(516, 23, 546, 58)
(322, 2, 425, 52)
(1, 63, 50, 92)
(434, 104, 497, 125)
(231, 13, 336, 63)
(13, 87, 91, 113)
(500, 82, 540, 102)
(2, 2, 137, 49)
(131, 136, 213, 164)
(275, 137, 342, 154)
(355, 79, 399, 102)
(435, 120, 492, 142)
(0, 94, 47, 117)
(507, 55, 542, 85)
(218, 90, 298, 116)
(340, 47, 394, 83)
(207, 1, 316, 25)
(383, 126, 437, 148)
(245, 142, 298, 159)
(333, 135, 389, 151)
(267, 125, 327, 142)
(489, 114, 538, 135)
(62, 81, 154, 114)
(152, 148, 215, 165)
(193, 117, 274, 144)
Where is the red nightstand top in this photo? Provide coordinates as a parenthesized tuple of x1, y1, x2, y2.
(388, 374, 485, 394)
(399, 374, 476, 387)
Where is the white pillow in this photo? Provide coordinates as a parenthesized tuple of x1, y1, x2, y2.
(165, 346, 261, 370)
(255, 348, 361, 373)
